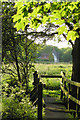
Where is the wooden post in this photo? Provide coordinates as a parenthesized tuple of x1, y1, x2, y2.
(68, 83, 70, 110)
(63, 72, 66, 104)
(33, 71, 38, 86)
(61, 77, 63, 100)
(76, 87, 79, 118)
(38, 82, 43, 120)
(64, 80, 67, 105)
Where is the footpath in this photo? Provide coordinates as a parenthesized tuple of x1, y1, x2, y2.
(44, 97, 73, 120)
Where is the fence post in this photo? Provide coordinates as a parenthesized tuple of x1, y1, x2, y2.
(61, 77, 63, 100)
(68, 83, 70, 110)
(38, 82, 43, 120)
(63, 72, 66, 104)
(75, 87, 79, 118)
(33, 71, 38, 86)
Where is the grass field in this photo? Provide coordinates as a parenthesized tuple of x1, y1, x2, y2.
(34, 63, 72, 76)
(34, 63, 72, 98)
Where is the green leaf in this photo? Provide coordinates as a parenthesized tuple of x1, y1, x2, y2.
(57, 26, 67, 35)
(44, 3, 51, 11)
(31, 6, 42, 17)
(14, 2, 23, 9)
(55, 19, 65, 25)
(42, 16, 49, 24)
(13, 12, 24, 22)
(67, 31, 79, 41)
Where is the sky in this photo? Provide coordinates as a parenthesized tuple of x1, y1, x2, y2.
(46, 40, 72, 48)
(37, 22, 72, 48)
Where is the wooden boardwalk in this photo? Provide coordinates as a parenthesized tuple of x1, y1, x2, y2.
(44, 97, 72, 120)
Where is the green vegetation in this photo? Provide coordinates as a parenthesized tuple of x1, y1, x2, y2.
(43, 89, 61, 98)
(2, 95, 37, 120)
(2, 2, 39, 119)
(13, 1, 80, 84)
(2, 71, 37, 120)
(35, 63, 72, 77)
(36, 45, 72, 63)
(34, 63, 72, 98)
(2, 1, 80, 119)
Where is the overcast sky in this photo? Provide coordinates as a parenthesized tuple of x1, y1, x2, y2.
(46, 40, 72, 48)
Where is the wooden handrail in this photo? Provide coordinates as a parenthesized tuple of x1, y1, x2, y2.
(60, 85, 80, 105)
(61, 71, 80, 118)
(31, 71, 80, 119)
(41, 75, 62, 78)
(61, 71, 80, 87)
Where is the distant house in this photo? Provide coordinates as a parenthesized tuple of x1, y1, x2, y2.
(38, 48, 59, 63)
(38, 53, 49, 60)
(52, 48, 59, 63)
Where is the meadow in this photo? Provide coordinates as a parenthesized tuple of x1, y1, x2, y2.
(33, 63, 72, 98)
(34, 63, 72, 76)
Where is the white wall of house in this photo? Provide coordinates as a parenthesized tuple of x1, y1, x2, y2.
(52, 53, 59, 63)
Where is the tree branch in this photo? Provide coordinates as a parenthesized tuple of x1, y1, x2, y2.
(69, 39, 74, 47)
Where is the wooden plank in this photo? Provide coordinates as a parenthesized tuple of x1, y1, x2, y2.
(41, 75, 62, 78)
(30, 86, 38, 100)
(60, 78, 64, 100)
(61, 72, 80, 87)
(46, 107, 76, 113)
(60, 85, 68, 96)
(60, 85, 80, 105)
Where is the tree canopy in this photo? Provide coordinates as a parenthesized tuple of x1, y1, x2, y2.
(13, 1, 80, 42)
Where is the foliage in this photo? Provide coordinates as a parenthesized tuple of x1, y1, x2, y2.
(2, 72, 37, 120)
(13, 1, 80, 41)
(43, 89, 61, 98)
(2, 2, 39, 91)
(2, 94, 37, 120)
(59, 47, 72, 62)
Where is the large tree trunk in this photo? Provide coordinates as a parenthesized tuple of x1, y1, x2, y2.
(72, 37, 80, 82)
(70, 37, 80, 114)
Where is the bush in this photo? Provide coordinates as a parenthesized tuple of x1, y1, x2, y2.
(2, 82, 37, 120)
(2, 94, 37, 120)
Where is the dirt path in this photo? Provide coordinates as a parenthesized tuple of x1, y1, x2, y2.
(44, 97, 72, 120)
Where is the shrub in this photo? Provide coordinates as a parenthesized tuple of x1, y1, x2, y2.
(2, 94, 37, 120)
(2, 82, 37, 120)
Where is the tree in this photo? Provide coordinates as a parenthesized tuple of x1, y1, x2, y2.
(12, 1, 80, 111)
(60, 47, 72, 62)
(2, 2, 38, 93)
(12, 1, 80, 82)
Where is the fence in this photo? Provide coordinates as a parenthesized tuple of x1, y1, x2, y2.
(30, 71, 80, 119)
(30, 71, 43, 120)
(60, 71, 80, 118)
